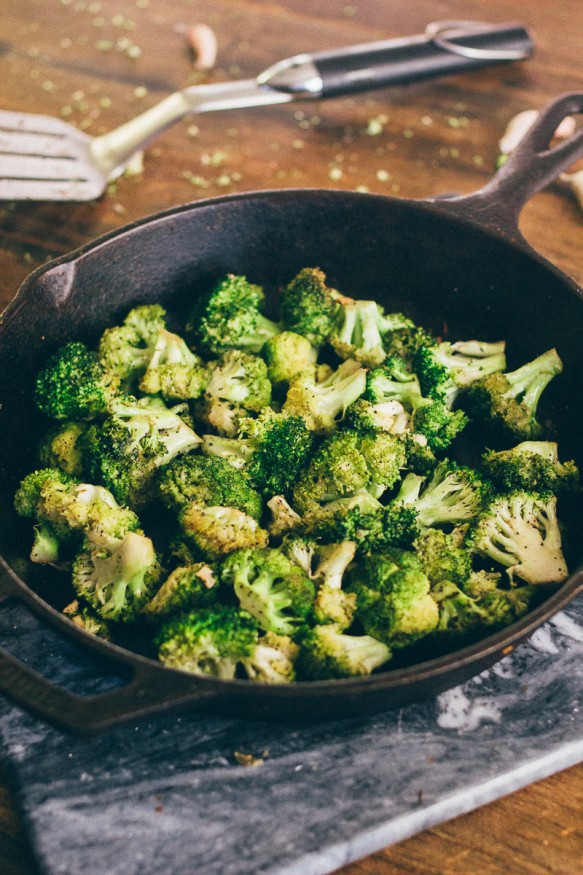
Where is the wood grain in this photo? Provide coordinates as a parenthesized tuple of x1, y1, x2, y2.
(0, 1, 582, 873)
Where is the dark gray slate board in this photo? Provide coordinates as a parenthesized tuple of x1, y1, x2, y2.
(0, 594, 581, 875)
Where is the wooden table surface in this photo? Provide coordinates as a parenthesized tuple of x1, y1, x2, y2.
(1, 1, 582, 873)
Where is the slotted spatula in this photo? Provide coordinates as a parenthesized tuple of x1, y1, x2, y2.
(0, 21, 532, 202)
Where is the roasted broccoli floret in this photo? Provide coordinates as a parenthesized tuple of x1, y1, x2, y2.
(14, 469, 140, 563)
(345, 398, 411, 435)
(364, 356, 425, 410)
(463, 348, 563, 442)
(471, 491, 569, 585)
(38, 420, 88, 478)
(392, 461, 489, 531)
(310, 541, 358, 630)
(284, 359, 367, 433)
(279, 267, 339, 347)
(292, 431, 370, 513)
(187, 274, 280, 355)
(481, 441, 580, 495)
(297, 624, 391, 680)
(381, 314, 435, 362)
(156, 605, 260, 679)
(346, 548, 439, 648)
(414, 526, 472, 586)
(324, 503, 420, 552)
(201, 410, 315, 499)
(301, 490, 384, 538)
(138, 328, 209, 401)
(34, 341, 120, 421)
(401, 433, 438, 475)
(83, 396, 202, 509)
(266, 495, 303, 539)
(411, 398, 468, 453)
(179, 504, 268, 561)
(220, 547, 316, 636)
(240, 630, 299, 684)
(142, 562, 220, 621)
(157, 454, 262, 520)
(262, 330, 317, 388)
(203, 349, 272, 413)
(330, 298, 401, 367)
(63, 599, 111, 639)
(98, 304, 167, 385)
(72, 529, 162, 622)
(414, 340, 506, 408)
(431, 573, 535, 638)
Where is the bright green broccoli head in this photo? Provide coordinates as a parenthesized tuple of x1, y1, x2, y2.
(296, 624, 391, 680)
(236, 409, 315, 498)
(364, 356, 424, 409)
(187, 274, 280, 355)
(292, 430, 371, 514)
(34, 341, 120, 421)
(14, 468, 75, 519)
(262, 330, 317, 388)
(279, 267, 339, 347)
(347, 548, 439, 648)
(221, 546, 316, 636)
(156, 605, 259, 679)
(157, 453, 263, 520)
(411, 398, 468, 453)
(481, 441, 580, 495)
(83, 396, 202, 509)
(414, 340, 506, 408)
(463, 348, 563, 442)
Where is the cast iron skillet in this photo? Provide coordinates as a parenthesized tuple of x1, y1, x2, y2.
(0, 93, 582, 734)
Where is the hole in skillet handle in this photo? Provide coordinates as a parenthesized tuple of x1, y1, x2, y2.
(0, 560, 218, 734)
(429, 92, 583, 243)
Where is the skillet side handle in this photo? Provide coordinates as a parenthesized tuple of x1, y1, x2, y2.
(0, 568, 218, 735)
(432, 92, 583, 241)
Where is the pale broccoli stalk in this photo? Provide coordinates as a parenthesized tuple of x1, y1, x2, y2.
(464, 348, 563, 441)
(139, 328, 208, 401)
(221, 547, 315, 636)
(393, 461, 489, 530)
(472, 492, 569, 585)
(284, 359, 367, 433)
(311, 541, 358, 630)
(297, 624, 391, 680)
(241, 631, 299, 684)
(266, 495, 303, 539)
(72, 529, 162, 622)
(415, 340, 507, 408)
(30, 522, 63, 566)
(330, 299, 400, 367)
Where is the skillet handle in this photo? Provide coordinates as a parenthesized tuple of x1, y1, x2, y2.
(432, 92, 583, 241)
(0, 564, 218, 734)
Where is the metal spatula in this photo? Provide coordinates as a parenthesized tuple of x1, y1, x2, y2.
(0, 21, 532, 202)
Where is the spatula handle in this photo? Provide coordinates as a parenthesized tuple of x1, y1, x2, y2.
(263, 22, 534, 98)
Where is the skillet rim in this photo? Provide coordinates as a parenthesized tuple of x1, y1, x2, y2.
(1, 186, 583, 723)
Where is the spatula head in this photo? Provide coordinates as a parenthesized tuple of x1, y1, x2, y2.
(0, 109, 107, 201)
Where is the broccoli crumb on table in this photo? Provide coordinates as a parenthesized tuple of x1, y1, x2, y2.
(15, 268, 579, 682)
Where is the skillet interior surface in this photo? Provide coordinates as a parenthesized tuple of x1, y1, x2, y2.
(0, 189, 582, 725)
